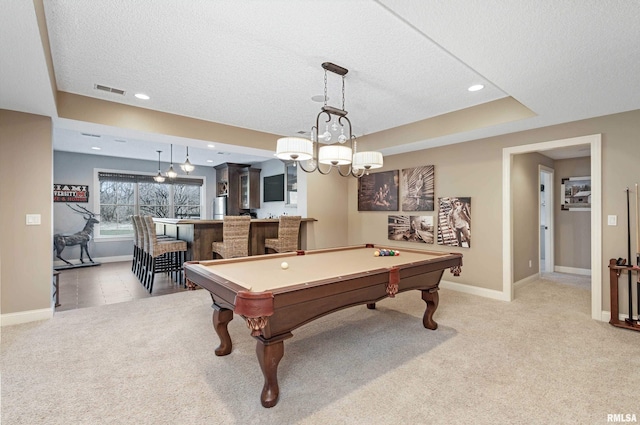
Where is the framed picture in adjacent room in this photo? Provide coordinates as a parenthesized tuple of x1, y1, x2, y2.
(561, 176, 591, 211)
(357, 170, 399, 211)
(401, 165, 434, 211)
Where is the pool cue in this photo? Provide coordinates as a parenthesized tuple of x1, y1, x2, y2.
(636, 184, 639, 322)
(625, 188, 636, 324)
(636, 183, 639, 267)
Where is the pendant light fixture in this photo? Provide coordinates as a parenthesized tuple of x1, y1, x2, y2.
(275, 62, 383, 177)
(166, 144, 177, 179)
(153, 150, 165, 183)
(181, 146, 195, 174)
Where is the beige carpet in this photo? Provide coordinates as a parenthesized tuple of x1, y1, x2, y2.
(2, 273, 639, 425)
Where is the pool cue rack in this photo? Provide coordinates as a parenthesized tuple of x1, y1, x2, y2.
(608, 259, 640, 332)
(607, 186, 640, 331)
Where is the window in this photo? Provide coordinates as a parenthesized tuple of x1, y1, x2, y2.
(97, 171, 203, 238)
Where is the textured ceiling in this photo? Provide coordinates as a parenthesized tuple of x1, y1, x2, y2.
(2, 0, 639, 165)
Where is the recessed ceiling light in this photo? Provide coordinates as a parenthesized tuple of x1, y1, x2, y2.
(468, 84, 484, 92)
(207, 144, 215, 148)
(206, 159, 214, 163)
(134, 93, 150, 100)
(91, 146, 101, 150)
(311, 95, 327, 102)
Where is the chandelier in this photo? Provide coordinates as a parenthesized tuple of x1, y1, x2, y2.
(276, 62, 383, 177)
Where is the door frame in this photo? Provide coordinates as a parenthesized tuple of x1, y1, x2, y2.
(539, 165, 554, 273)
(502, 134, 602, 320)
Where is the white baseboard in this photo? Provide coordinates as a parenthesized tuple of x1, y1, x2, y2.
(1, 308, 53, 327)
(602, 310, 640, 322)
(514, 273, 540, 289)
(440, 279, 510, 301)
(53, 255, 133, 267)
(553, 266, 591, 276)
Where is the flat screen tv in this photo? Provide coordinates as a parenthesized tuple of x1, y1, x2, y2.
(263, 174, 285, 202)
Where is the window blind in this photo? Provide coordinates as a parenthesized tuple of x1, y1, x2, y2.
(98, 172, 203, 186)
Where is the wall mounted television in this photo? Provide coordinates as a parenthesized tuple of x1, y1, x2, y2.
(263, 174, 285, 202)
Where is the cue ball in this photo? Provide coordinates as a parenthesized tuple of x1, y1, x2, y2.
(281, 262, 289, 270)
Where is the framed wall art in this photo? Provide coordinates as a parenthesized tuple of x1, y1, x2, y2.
(401, 165, 434, 211)
(437, 197, 471, 248)
(388, 215, 434, 244)
(54, 184, 89, 203)
(561, 176, 591, 211)
(357, 170, 399, 211)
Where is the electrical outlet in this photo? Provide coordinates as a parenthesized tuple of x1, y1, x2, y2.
(607, 215, 617, 226)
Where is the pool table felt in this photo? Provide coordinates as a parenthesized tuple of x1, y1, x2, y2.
(189, 247, 449, 293)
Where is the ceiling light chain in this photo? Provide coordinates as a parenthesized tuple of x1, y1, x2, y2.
(323, 69, 328, 108)
(341, 74, 345, 111)
(275, 62, 383, 178)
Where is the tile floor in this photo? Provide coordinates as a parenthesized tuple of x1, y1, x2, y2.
(55, 261, 188, 312)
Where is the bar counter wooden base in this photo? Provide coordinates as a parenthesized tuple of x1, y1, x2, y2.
(608, 258, 640, 332)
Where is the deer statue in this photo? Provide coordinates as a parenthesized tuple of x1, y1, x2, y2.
(54, 204, 100, 266)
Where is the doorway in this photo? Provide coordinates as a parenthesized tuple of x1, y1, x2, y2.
(539, 166, 554, 273)
(502, 134, 602, 320)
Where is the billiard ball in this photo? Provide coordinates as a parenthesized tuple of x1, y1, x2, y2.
(281, 262, 289, 270)
(374, 250, 380, 257)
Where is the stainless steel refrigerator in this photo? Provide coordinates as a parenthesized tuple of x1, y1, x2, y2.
(213, 196, 227, 219)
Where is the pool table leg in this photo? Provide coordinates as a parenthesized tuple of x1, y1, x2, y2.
(256, 340, 285, 408)
(421, 287, 440, 330)
(212, 306, 234, 356)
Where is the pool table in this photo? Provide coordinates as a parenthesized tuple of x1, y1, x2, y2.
(184, 244, 463, 408)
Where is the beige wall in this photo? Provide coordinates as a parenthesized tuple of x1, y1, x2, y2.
(57, 92, 278, 152)
(350, 109, 640, 312)
(554, 157, 592, 270)
(304, 170, 349, 250)
(348, 133, 506, 291)
(512, 152, 554, 282)
(0, 109, 53, 317)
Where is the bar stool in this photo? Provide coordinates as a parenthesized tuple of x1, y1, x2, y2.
(212, 216, 251, 259)
(141, 215, 187, 293)
(264, 215, 302, 254)
(131, 215, 143, 279)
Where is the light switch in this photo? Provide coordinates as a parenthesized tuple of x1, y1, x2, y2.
(26, 214, 41, 225)
(607, 215, 617, 226)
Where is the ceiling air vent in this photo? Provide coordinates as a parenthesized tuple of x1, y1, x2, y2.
(94, 84, 126, 95)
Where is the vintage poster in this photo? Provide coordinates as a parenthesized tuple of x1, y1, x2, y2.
(54, 184, 89, 203)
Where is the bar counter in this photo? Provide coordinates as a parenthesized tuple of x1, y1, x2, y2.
(154, 217, 316, 261)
